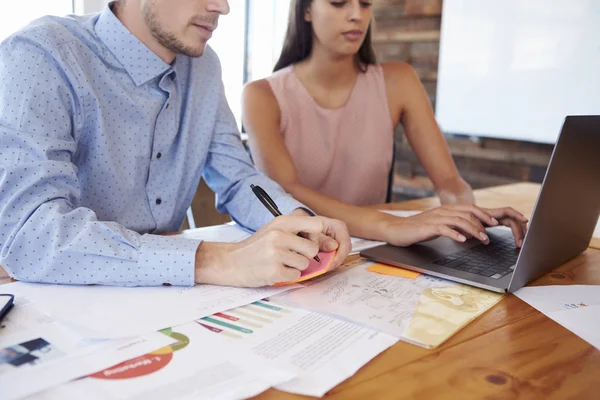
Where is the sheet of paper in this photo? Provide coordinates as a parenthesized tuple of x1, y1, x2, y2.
(5, 281, 298, 339)
(0, 295, 53, 335)
(30, 322, 294, 400)
(179, 223, 251, 243)
(366, 263, 421, 279)
(0, 297, 174, 400)
(514, 285, 600, 350)
(349, 210, 422, 255)
(276, 331, 396, 398)
(349, 237, 386, 255)
(197, 298, 397, 397)
(274, 261, 503, 348)
(379, 210, 422, 218)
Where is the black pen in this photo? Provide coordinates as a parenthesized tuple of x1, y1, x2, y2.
(250, 184, 321, 263)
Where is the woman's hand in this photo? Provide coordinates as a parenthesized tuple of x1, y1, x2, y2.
(378, 204, 528, 247)
(481, 207, 529, 247)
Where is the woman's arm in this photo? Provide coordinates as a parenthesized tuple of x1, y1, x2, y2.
(241, 79, 520, 246)
(381, 62, 475, 205)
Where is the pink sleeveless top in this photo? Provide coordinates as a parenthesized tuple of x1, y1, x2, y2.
(267, 65, 394, 206)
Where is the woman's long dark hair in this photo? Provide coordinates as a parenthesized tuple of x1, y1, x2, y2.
(273, 0, 377, 72)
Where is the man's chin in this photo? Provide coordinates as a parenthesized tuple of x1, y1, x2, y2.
(182, 47, 206, 58)
(173, 41, 207, 58)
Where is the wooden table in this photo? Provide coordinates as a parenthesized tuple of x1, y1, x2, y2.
(253, 183, 600, 399)
(1, 183, 599, 399)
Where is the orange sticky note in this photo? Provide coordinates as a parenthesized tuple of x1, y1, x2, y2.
(367, 263, 421, 279)
(274, 250, 337, 286)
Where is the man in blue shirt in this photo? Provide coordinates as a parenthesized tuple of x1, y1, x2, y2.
(0, 0, 351, 287)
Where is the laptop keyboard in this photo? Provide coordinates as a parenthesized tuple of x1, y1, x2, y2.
(432, 235, 519, 279)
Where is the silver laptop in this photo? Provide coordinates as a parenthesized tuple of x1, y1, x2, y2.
(361, 116, 600, 293)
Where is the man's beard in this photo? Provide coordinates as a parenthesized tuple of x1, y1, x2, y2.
(143, 2, 214, 58)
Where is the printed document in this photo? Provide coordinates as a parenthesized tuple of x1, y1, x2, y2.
(515, 285, 600, 350)
(4, 281, 298, 338)
(0, 297, 174, 400)
(274, 260, 503, 348)
(197, 298, 397, 397)
(29, 322, 294, 400)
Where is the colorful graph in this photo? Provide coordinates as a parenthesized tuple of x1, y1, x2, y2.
(89, 328, 189, 380)
(197, 299, 290, 339)
(563, 302, 588, 310)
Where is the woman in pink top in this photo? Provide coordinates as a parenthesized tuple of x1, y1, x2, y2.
(243, 0, 528, 247)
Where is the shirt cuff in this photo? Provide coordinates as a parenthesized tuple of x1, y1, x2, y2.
(273, 194, 316, 217)
(138, 234, 201, 286)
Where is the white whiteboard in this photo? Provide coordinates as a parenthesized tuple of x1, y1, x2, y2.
(435, 0, 600, 144)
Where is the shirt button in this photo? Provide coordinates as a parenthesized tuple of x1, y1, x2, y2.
(156, 198, 162, 205)
(156, 152, 162, 159)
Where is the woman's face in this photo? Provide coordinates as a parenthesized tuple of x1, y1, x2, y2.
(305, 0, 373, 57)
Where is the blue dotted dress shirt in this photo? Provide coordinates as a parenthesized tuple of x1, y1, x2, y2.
(0, 5, 304, 286)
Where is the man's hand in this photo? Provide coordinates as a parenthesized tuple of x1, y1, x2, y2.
(194, 215, 351, 287)
(378, 204, 528, 248)
(289, 208, 351, 269)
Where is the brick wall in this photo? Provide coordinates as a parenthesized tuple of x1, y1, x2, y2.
(372, 0, 554, 200)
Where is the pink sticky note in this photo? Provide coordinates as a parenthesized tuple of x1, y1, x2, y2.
(274, 250, 337, 286)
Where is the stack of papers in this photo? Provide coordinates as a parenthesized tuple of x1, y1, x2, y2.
(6, 282, 297, 338)
(515, 285, 600, 350)
(3, 270, 398, 398)
(0, 297, 175, 400)
(4, 211, 442, 398)
(274, 260, 504, 349)
(30, 322, 295, 400)
(196, 299, 397, 397)
(28, 299, 397, 399)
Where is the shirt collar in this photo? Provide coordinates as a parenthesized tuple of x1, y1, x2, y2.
(95, 2, 172, 86)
